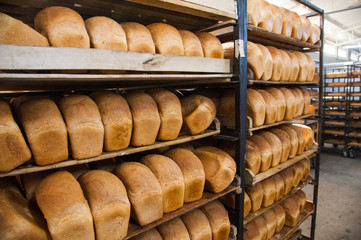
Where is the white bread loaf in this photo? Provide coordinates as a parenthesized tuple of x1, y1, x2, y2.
(125, 92, 161, 146)
(269, 128, 291, 163)
(15, 96, 68, 165)
(248, 135, 272, 172)
(266, 46, 283, 81)
(201, 200, 230, 240)
(181, 209, 212, 240)
(35, 171, 94, 240)
(305, 54, 316, 81)
(78, 170, 130, 240)
(257, 131, 282, 167)
(280, 198, 300, 227)
(148, 88, 182, 140)
(247, 0, 262, 26)
(196, 32, 224, 58)
(290, 11, 302, 40)
(164, 148, 205, 202)
(253, 216, 268, 240)
(279, 49, 291, 81)
(308, 24, 321, 44)
(280, 167, 294, 195)
(255, 43, 273, 81)
(0, 12, 49, 46)
(292, 163, 303, 187)
(178, 30, 204, 57)
(121, 22, 155, 53)
(286, 51, 300, 81)
(258, 89, 277, 125)
(289, 88, 304, 117)
(261, 208, 277, 239)
(34, 6, 89, 48)
(271, 174, 285, 201)
(279, 87, 296, 120)
(246, 140, 262, 175)
(247, 88, 266, 127)
(294, 190, 307, 212)
(247, 41, 264, 80)
(91, 91, 132, 151)
(115, 162, 163, 226)
(287, 124, 306, 155)
(132, 228, 163, 240)
(0, 99, 31, 172)
(293, 51, 309, 82)
(245, 192, 252, 217)
(85, 16, 127, 50)
(294, 124, 314, 151)
(157, 217, 190, 240)
(280, 7, 293, 37)
(147, 23, 184, 55)
(261, 177, 276, 207)
(273, 204, 286, 233)
(278, 125, 299, 159)
(301, 16, 312, 42)
(193, 146, 236, 193)
(258, 0, 274, 32)
(246, 183, 263, 212)
(222, 42, 234, 59)
(141, 154, 184, 213)
(192, 88, 220, 112)
(270, 4, 283, 34)
(181, 95, 216, 135)
(59, 94, 104, 159)
(266, 87, 286, 122)
(299, 88, 311, 115)
(299, 158, 310, 182)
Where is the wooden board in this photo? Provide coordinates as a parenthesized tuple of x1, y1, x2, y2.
(325, 92, 347, 97)
(125, 184, 240, 239)
(0, 45, 231, 73)
(245, 145, 318, 185)
(325, 82, 347, 87)
(248, 80, 319, 86)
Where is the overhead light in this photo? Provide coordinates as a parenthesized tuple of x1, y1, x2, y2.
(343, 44, 361, 49)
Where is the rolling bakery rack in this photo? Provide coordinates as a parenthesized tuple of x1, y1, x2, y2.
(0, 0, 323, 239)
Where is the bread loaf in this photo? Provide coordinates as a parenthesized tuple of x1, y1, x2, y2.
(271, 174, 285, 201)
(286, 51, 300, 81)
(257, 131, 282, 167)
(305, 54, 316, 81)
(246, 140, 261, 175)
(147, 23, 184, 55)
(115, 162, 163, 226)
(59, 94, 104, 159)
(301, 16, 312, 42)
(22, 171, 51, 201)
(253, 216, 268, 240)
(121, 22, 155, 53)
(293, 124, 314, 151)
(248, 135, 272, 172)
(164, 148, 205, 202)
(196, 32, 224, 58)
(91, 91, 132, 151)
(270, 4, 283, 34)
(178, 30, 204, 57)
(258, 90, 277, 125)
(294, 190, 307, 212)
(261, 209, 277, 239)
(266, 46, 283, 81)
(34, 6, 89, 48)
(247, 0, 262, 26)
(293, 51, 308, 82)
(258, 0, 274, 32)
(125, 92, 161, 146)
(308, 24, 321, 44)
(255, 43, 273, 81)
(148, 88, 182, 140)
(273, 204, 286, 233)
(35, 171, 94, 240)
(299, 88, 311, 115)
(261, 177, 276, 207)
(266, 87, 286, 121)
(16, 96, 68, 165)
(290, 88, 305, 117)
(280, 167, 294, 195)
(78, 170, 130, 240)
(280, 7, 293, 37)
(181, 95, 216, 135)
(269, 128, 291, 163)
(181, 209, 212, 240)
(279, 49, 291, 81)
(245, 192, 252, 217)
(244, 220, 260, 240)
(247, 41, 264, 80)
(0, 99, 31, 172)
(279, 87, 296, 120)
(287, 124, 306, 155)
(290, 11, 302, 40)
(157, 217, 190, 240)
(192, 88, 220, 111)
(280, 198, 300, 227)
(299, 158, 310, 182)
(247, 88, 266, 127)
(278, 125, 299, 159)
(85, 16, 127, 50)
(141, 154, 184, 213)
(246, 183, 263, 212)
(193, 146, 236, 193)
(0, 12, 49, 46)
(132, 228, 162, 240)
(201, 200, 230, 240)
(292, 164, 302, 187)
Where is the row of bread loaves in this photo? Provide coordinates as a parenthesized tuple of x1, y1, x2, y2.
(0, 89, 217, 172)
(0, 7, 223, 58)
(247, 0, 321, 44)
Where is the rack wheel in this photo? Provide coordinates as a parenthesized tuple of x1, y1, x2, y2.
(349, 151, 355, 158)
(343, 151, 348, 157)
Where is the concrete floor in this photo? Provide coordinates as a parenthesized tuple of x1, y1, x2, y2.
(300, 153, 361, 240)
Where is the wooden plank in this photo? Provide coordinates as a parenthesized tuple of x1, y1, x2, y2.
(325, 92, 347, 97)
(244, 176, 313, 224)
(125, 184, 240, 239)
(245, 145, 318, 185)
(0, 45, 231, 73)
(248, 80, 319, 86)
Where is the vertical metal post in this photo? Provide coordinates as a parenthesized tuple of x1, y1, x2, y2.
(234, 0, 247, 239)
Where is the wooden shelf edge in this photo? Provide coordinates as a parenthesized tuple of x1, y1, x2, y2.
(245, 145, 318, 185)
(125, 184, 240, 239)
(248, 80, 319, 86)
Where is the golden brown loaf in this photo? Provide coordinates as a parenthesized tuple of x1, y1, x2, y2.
(59, 94, 104, 159)
(278, 125, 299, 159)
(85, 16, 127, 50)
(180, 209, 212, 240)
(0, 12, 49, 46)
(244, 220, 260, 240)
(292, 164, 303, 188)
(280, 167, 294, 195)
(178, 30, 204, 57)
(132, 228, 163, 240)
(22, 171, 51, 201)
(16, 96, 68, 165)
(269, 128, 291, 163)
(247, 41, 264, 80)
(279, 87, 296, 120)
(271, 173, 285, 201)
(196, 32, 224, 58)
(257, 131, 282, 167)
(293, 124, 314, 151)
(157, 217, 190, 240)
(273, 204, 286, 233)
(248, 135, 272, 172)
(280, 198, 300, 227)
(35, 171, 94, 240)
(261, 208, 277, 239)
(148, 88, 183, 140)
(299, 158, 310, 182)
(164, 148, 205, 202)
(255, 43, 273, 81)
(261, 177, 276, 207)
(286, 51, 300, 82)
(91, 91, 132, 151)
(125, 92, 161, 146)
(279, 49, 291, 81)
(114, 162, 163, 226)
(247, 88, 266, 127)
(201, 200, 230, 240)
(280, 7, 293, 37)
(181, 95, 216, 135)
(147, 23, 184, 55)
(293, 51, 308, 82)
(299, 88, 311, 115)
(258, 0, 274, 32)
(245, 192, 252, 217)
(246, 140, 262, 175)
(141, 154, 184, 213)
(0, 99, 31, 172)
(253, 216, 268, 240)
(270, 4, 283, 34)
(308, 24, 321, 44)
(305, 54, 316, 81)
(265, 87, 286, 122)
(258, 89, 277, 125)
(247, 0, 262, 26)
(193, 146, 236, 193)
(301, 16, 312, 42)
(222, 42, 234, 59)
(294, 190, 307, 212)
(290, 11, 302, 40)
(34, 6, 90, 48)
(246, 183, 263, 212)
(266, 46, 283, 81)
(289, 88, 303, 117)
(287, 124, 306, 155)
(78, 170, 130, 240)
(121, 22, 155, 53)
